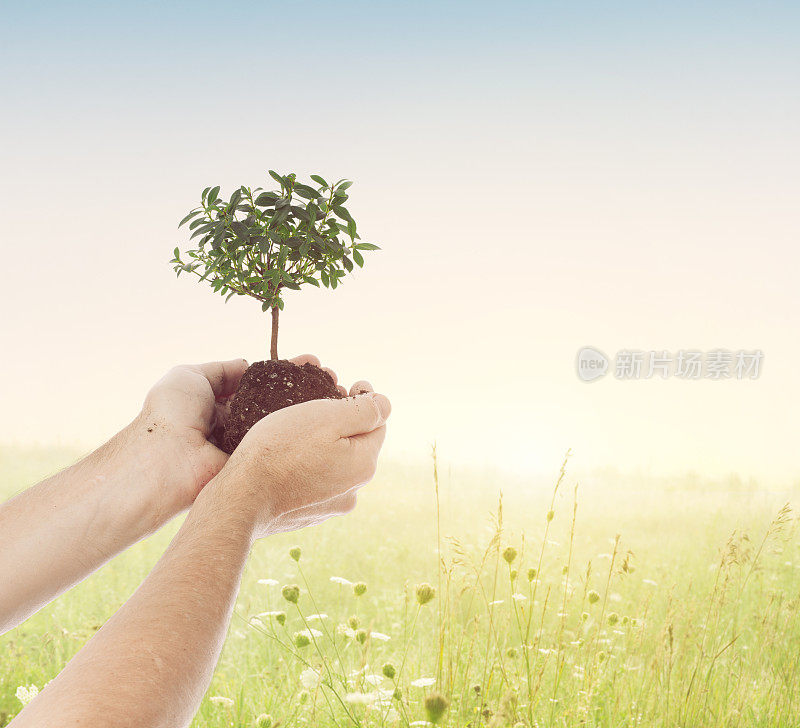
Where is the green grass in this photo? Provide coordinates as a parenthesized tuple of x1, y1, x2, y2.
(1, 446, 799, 727)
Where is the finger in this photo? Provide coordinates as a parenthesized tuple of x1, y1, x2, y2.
(334, 392, 391, 437)
(349, 423, 387, 456)
(322, 366, 338, 385)
(213, 399, 233, 432)
(334, 491, 358, 515)
(290, 353, 321, 367)
(196, 359, 249, 398)
(349, 380, 373, 396)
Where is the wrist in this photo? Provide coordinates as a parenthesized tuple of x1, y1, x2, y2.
(192, 468, 261, 544)
(90, 416, 188, 534)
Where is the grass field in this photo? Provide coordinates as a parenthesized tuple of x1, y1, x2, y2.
(1, 446, 799, 727)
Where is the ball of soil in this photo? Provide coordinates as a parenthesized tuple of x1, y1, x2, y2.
(221, 360, 343, 454)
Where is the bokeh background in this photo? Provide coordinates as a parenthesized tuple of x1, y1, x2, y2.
(1, 0, 798, 483)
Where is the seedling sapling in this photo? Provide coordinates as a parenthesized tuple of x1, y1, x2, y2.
(171, 171, 379, 452)
(172, 170, 378, 360)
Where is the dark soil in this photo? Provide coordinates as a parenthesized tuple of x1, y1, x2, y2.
(221, 359, 343, 454)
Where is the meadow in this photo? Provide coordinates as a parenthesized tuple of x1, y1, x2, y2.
(1, 446, 798, 727)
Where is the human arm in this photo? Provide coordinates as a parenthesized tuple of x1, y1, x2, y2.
(9, 383, 390, 728)
(0, 354, 340, 634)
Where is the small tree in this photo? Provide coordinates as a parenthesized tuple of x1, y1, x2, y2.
(172, 171, 378, 360)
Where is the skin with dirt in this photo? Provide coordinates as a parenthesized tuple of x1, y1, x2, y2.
(221, 360, 343, 454)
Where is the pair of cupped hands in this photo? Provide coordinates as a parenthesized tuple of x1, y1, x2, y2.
(140, 354, 390, 538)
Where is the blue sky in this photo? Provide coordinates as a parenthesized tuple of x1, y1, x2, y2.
(1, 1, 798, 481)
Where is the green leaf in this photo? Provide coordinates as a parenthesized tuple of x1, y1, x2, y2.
(268, 170, 285, 186)
(337, 180, 353, 191)
(207, 186, 220, 204)
(230, 221, 249, 239)
(178, 210, 201, 227)
(353, 249, 364, 267)
(333, 205, 354, 224)
(310, 174, 328, 187)
(356, 242, 380, 250)
(255, 192, 278, 207)
(293, 183, 317, 199)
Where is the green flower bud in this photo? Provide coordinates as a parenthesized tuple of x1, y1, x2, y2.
(415, 583, 436, 606)
(502, 546, 517, 564)
(294, 632, 311, 648)
(527, 568, 537, 581)
(546, 509, 555, 522)
(510, 569, 518, 581)
(424, 693, 449, 724)
(299, 690, 310, 704)
(392, 687, 402, 701)
(282, 585, 300, 604)
(275, 611, 287, 626)
(607, 612, 619, 626)
(353, 582, 367, 597)
(506, 647, 519, 659)
(382, 662, 397, 680)
(588, 590, 600, 605)
(289, 546, 301, 562)
(255, 714, 273, 728)
(348, 615, 360, 629)
(356, 629, 368, 644)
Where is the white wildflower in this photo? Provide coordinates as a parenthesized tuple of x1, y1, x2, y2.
(300, 667, 322, 689)
(371, 631, 391, 641)
(410, 677, 436, 688)
(642, 579, 658, 587)
(257, 578, 279, 586)
(489, 599, 505, 606)
(297, 628, 323, 639)
(346, 692, 378, 705)
(307, 613, 329, 622)
(330, 576, 353, 586)
(511, 593, 527, 602)
(16, 685, 39, 706)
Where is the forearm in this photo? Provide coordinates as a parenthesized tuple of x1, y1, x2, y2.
(0, 416, 182, 634)
(10, 474, 255, 728)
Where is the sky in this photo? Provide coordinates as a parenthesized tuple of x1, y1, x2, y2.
(1, 1, 798, 483)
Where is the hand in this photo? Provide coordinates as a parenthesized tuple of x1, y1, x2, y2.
(212, 379, 391, 538)
(138, 354, 347, 516)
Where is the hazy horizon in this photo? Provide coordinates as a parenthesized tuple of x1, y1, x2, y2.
(1, 0, 798, 483)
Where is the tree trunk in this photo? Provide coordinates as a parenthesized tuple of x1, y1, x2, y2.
(270, 306, 279, 360)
